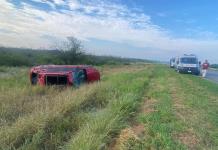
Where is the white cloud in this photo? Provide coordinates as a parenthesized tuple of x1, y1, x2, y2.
(31, 0, 66, 7)
(52, 0, 66, 5)
(0, 0, 218, 62)
(0, 0, 164, 49)
(68, 0, 81, 10)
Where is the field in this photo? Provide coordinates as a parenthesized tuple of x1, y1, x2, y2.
(0, 64, 218, 150)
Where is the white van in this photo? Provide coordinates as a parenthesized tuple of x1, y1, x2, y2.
(170, 57, 176, 68)
(175, 54, 200, 75)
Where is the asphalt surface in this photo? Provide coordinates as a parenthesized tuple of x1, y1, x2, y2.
(206, 69, 218, 83)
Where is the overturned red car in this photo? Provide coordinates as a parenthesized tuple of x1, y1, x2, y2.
(30, 65, 100, 86)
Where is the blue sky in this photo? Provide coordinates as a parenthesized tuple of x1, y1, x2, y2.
(0, 0, 218, 63)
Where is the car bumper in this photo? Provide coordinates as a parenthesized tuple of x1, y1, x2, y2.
(178, 67, 200, 74)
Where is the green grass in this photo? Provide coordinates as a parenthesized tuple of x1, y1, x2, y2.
(122, 66, 186, 150)
(122, 66, 218, 150)
(63, 68, 153, 150)
(0, 64, 152, 149)
(174, 73, 218, 149)
(0, 64, 218, 150)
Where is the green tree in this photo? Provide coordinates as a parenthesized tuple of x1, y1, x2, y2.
(59, 37, 85, 64)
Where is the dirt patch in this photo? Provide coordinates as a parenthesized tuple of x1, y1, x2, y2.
(173, 103, 186, 109)
(109, 124, 145, 150)
(142, 108, 157, 114)
(141, 98, 157, 114)
(175, 129, 199, 149)
(132, 124, 145, 138)
(109, 97, 157, 150)
(108, 128, 136, 150)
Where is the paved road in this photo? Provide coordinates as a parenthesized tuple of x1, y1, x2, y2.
(206, 69, 218, 83)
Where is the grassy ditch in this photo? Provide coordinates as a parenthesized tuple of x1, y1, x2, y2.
(0, 64, 152, 149)
(121, 66, 218, 150)
(1, 65, 217, 150)
(63, 67, 153, 150)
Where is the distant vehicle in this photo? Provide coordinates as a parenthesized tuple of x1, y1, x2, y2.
(175, 54, 201, 75)
(30, 65, 100, 86)
(170, 57, 176, 68)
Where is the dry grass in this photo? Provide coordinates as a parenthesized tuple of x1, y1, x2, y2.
(141, 98, 158, 114)
(175, 129, 200, 149)
(1, 64, 218, 149)
(0, 64, 150, 149)
(0, 82, 110, 148)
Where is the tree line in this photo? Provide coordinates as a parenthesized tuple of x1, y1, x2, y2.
(211, 64, 218, 69)
(0, 37, 151, 66)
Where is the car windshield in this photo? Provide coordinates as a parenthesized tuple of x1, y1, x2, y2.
(180, 57, 197, 64)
